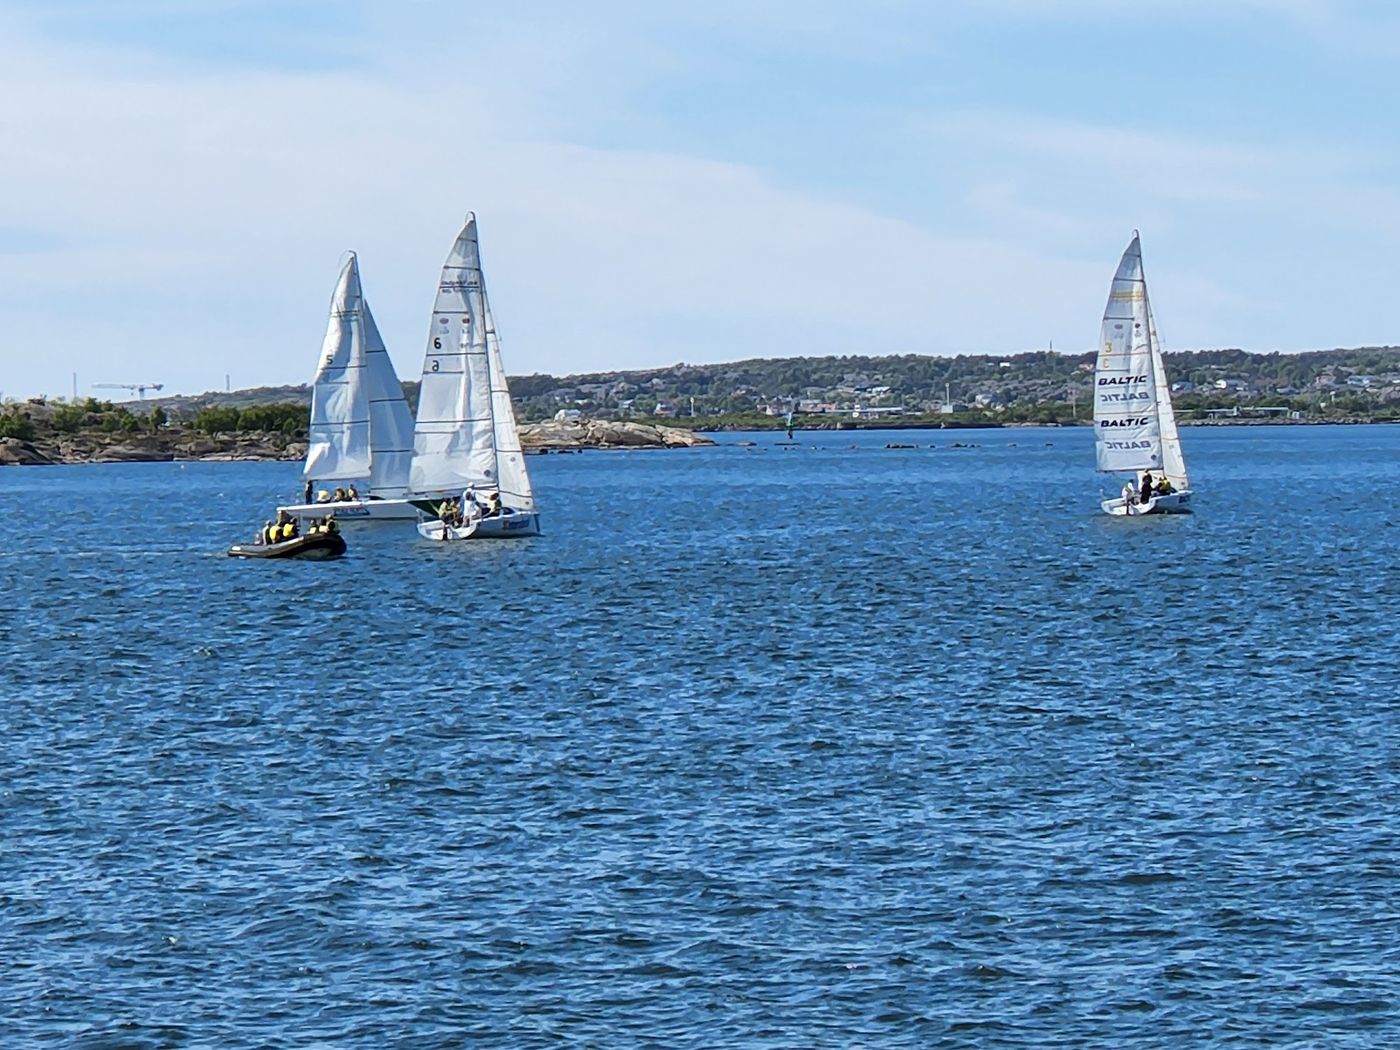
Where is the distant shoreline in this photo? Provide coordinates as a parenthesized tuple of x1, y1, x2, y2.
(693, 415, 1395, 433)
(0, 418, 714, 466)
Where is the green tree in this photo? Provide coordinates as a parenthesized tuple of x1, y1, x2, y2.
(0, 411, 35, 441)
(194, 406, 241, 434)
(50, 403, 88, 433)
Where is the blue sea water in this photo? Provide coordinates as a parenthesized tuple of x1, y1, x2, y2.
(2, 424, 1399, 1047)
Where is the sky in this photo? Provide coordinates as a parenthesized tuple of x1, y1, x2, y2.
(5, 0, 1400, 398)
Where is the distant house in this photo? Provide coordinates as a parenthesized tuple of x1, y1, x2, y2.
(553, 408, 583, 422)
(850, 405, 905, 419)
(1214, 378, 1249, 392)
(1171, 381, 1196, 393)
(1348, 375, 1378, 387)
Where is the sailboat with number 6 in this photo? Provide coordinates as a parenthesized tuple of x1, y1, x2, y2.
(411, 213, 540, 540)
(1094, 232, 1192, 516)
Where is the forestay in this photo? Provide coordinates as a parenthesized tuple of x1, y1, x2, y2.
(1093, 233, 1163, 474)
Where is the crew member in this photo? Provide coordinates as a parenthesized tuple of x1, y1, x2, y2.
(1139, 471, 1154, 505)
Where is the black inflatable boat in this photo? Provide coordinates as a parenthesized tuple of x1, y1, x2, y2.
(227, 531, 346, 560)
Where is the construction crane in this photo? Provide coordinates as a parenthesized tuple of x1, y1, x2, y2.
(93, 382, 165, 400)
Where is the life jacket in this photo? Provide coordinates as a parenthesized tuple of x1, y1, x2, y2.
(281, 522, 295, 540)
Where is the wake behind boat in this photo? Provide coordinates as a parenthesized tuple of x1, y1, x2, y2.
(1093, 232, 1193, 516)
(410, 213, 540, 541)
(278, 253, 418, 523)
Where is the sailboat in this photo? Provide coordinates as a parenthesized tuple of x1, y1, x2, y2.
(1095, 232, 1192, 515)
(278, 254, 418, 521)
(411, 214, 539, 540)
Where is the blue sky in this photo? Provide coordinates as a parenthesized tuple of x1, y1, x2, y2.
(4, 0, 1400, 397)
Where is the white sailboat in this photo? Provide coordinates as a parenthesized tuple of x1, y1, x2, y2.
(278, 253, 419, 521)
(412, 214, 539, 540)
(1095, 232, 1192, 516)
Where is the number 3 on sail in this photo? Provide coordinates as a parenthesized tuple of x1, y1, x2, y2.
(1094, 232, 1193, 516)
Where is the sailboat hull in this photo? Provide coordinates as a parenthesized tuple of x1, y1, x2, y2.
(1101, 490, 1193, 516)
(417, 510, 541, 541)
(277, 497, 419, 521)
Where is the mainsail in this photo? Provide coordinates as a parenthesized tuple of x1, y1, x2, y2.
(1093, 233, 1162, 475)
(410, 214, 533, 509)
(302, 254, 415, 496)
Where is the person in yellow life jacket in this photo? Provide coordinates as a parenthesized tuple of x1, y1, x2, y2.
(483, 490, 501, 517)
(280, 519, 296, 541)
(437, 498, 453, 523)
(325, 515, 339, 534)
(260, 520, 274, 544)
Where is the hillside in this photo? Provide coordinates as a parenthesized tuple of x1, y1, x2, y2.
(104, 346, 1400, 423)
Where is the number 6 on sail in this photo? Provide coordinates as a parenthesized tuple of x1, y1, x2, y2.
(1094, 231, 1193, 516)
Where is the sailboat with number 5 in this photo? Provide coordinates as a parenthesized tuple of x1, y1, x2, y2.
(1094, 232, 1192, 516)
(411, 213, 540, 540)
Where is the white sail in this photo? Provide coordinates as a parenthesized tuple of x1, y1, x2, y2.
(303, 255, 374, 483)
(360, 304, 416, 497)
(483, 295, 534, 510)
(302, 254, 415, 496)
(410, 213, 532, 507)
(1093, 233, 1163, 474)
(1146, 296, 1189, 490)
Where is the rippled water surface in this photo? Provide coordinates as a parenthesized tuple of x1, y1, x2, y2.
(4, 425, 1400, 1047)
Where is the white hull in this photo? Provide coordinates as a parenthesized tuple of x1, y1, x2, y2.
(417, 510, 540, 541)
(1101, 490, 1193, 516)
(277, 497, 419, 521)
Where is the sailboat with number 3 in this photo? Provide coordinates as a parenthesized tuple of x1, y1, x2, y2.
(1094, 232, 1193, 516)
(411, 213, 540, 539)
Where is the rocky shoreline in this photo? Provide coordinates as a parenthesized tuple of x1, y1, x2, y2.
(0, 418, 712, 466)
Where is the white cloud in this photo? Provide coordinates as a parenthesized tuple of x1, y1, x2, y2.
(0, 14, 1107, 397)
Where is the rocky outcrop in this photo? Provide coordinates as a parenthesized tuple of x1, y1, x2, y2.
(0, 438, 53, 465)
(520, 419, 714, 450)
(93, 444, 175, 462)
